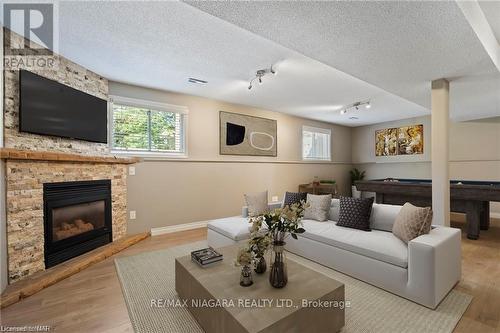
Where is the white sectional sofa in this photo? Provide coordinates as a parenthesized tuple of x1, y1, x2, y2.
(207, 199, 462, 309)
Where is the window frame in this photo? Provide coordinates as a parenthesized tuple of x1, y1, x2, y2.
(108, 96, 188, 158)
(301, 125, 332, 161)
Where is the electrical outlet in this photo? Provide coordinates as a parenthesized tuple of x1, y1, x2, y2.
(271, 196, 279, 202)
(129, 166, 136, 176)
(129, 211, 136, 220)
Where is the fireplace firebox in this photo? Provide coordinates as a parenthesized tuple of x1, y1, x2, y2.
(43, 180, 112, 268)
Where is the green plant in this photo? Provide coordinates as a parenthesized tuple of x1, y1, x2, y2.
(349, 168, 366, 185)
(249, 202, 308, 243)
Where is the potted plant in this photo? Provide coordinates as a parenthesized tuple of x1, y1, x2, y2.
(249, 202, 308, 288)
(248, 233, 272, 274)
(350, 168, 365, 199)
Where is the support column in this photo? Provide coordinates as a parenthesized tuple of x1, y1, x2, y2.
(431, 79, 450, 226)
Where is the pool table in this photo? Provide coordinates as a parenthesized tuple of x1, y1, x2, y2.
(354, 179, 500, 240)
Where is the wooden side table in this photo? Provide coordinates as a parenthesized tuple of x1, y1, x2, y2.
(298, 183, 338, 197)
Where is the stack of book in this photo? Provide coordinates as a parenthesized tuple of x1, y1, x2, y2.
(191, 247, 223, 267)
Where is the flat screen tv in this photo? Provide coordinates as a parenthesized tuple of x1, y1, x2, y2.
(19, 70, 108, 143)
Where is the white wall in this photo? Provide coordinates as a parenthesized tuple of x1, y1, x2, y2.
(109, 82, 353, 233)
(352, 115, 500, 214)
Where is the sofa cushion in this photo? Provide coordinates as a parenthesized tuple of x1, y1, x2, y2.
(392, 203, 433, 243)
(244, 191, 268, 217)
(207, 216, 251, 241)
(370, 203, 402, 232)
(329, 198, 340, 222)
(304, 194, 332, 221)
(283, 191, 307, 207)
(300, 220, 408, 268)
(337, 196, 374, 231)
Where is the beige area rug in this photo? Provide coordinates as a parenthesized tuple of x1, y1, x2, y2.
(115, 241, 472, 333)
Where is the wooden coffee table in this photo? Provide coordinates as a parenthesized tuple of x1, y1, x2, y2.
(175, 245, 345, 333)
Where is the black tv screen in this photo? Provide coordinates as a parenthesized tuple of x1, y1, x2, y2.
(19, 70, 108, 143)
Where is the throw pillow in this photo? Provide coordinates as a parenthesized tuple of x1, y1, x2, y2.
(392, 203, 433, 243)
(303, 194, 332, 222)
(337, 196, 374, 231)
(244, 191, 268, 217)
(283, 191, 307, 207)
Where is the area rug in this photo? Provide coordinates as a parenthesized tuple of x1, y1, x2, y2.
(115, 241, 472, 333)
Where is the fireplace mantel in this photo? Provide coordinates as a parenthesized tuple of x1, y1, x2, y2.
(0, 148, 140, 164)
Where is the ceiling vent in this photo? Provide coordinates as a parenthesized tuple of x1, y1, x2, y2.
(188, 78, 208, 84)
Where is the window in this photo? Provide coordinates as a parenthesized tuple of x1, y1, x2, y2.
(110, 96, 188, 156)
(302, 126, 331, 161)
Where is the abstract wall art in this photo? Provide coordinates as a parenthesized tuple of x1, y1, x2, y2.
(397, 124, 424, 155)
(219, 111, 277, 156)
(375, 124, 424, 157)
(375, 128, 397, 156)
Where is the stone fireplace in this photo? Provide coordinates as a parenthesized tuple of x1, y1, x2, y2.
(43, 179, 113, 268)
(3, 153, 135, 283)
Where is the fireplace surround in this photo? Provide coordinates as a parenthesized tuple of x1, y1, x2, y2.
(43, 180, 113, 268)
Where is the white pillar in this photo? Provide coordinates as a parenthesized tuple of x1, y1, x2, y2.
(431, 79, 450, 226)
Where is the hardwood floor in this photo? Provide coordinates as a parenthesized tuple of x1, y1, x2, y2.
(0, 221, 499, 333)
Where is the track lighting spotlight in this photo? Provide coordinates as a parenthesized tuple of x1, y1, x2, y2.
(248, 64, 277, 91)
(339, 100, 371, 115)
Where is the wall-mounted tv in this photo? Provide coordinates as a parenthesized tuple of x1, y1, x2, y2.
(19, 70, 108, 143)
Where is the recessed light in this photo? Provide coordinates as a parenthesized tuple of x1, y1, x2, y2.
(340, 109, 347, 115)
(366, 102, 371, 109)
(188, 78, 207, 84)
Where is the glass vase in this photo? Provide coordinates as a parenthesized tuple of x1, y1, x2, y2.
(254, 256, 267, 274)
(240, 264, 253, 287)
(269, 241, 287, 288)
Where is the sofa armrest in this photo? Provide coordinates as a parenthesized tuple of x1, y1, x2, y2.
(241, 202, 283, 218)
(407, 226, 461, 308)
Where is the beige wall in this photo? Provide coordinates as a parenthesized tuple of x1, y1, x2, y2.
(352, 115, 500, 214)
(109, 82, 353, 233)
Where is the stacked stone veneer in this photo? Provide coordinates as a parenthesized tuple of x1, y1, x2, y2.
(3, 30, 129, 283)
(6, 161, 127, 282)
(4, 29, 108, 155)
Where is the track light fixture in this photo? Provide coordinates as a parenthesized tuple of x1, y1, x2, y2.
(339, 100, 371, 115)
(248, 64, 277, 90)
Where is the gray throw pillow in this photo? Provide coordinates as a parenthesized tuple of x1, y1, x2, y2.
(392, 202, 433, 243)
(304, 194, 332, 222)
(244, 191, 268, 217)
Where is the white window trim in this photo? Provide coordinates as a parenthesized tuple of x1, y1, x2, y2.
(108, 95, 188, 158)
(302, 125, 332, 161)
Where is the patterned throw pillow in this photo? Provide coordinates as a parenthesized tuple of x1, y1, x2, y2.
(283, 191, 307, 207)
(392, 203, 433, 243)
(303, 194, 332, 222)
(244, 191, 268, 217)
(337, 196, 374, 231)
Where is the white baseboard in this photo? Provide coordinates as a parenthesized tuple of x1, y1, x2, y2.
(151, 220, 209, 236)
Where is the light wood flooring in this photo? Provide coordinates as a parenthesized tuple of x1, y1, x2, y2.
(0, 220, 499, 333)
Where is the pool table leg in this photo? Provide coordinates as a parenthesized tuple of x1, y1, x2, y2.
(480, 201, 490, 231)
(465, 201, 481, 240)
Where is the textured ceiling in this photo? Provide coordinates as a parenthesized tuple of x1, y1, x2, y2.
(187, 0, 500, 121)
(478, 1, 500, 44)
(6, 1, 497, 125)
(52, 0, 427, 126)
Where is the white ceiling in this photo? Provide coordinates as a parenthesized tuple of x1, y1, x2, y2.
(187, 0, 500, 122)
(53, 0, 427, 126)
(4, 1, 498, 126)
(478, 1, 500, 44)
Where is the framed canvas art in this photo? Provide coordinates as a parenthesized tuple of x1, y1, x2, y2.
(375, 128, 397, 156)
(219, 111, 277, 156)
(397, 124, 423, 155)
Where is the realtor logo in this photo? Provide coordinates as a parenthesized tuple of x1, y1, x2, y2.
(3, 1, 59, 70)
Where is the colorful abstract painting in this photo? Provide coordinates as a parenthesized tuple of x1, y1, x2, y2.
(397, 125, 424, 155)
(375, 128, 397, 156)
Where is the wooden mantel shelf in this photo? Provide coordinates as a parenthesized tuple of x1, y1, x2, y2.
(0, 148, 141, 164)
